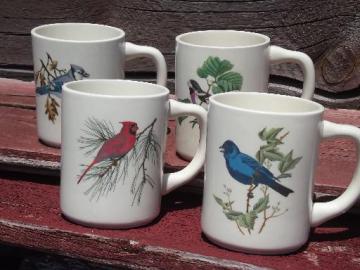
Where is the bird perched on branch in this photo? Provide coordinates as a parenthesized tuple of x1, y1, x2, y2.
(51, 64, 89, 93)
(220, 140, 294, 197)
(77, 121, 138, 184)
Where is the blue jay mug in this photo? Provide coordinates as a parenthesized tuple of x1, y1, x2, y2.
(175, 30, 315, 160)
(201, 92, 360, 254)
(31, 23, 167, 147)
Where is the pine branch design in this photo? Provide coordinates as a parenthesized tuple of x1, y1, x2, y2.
(79, 117, 116, 156)
(78, 117, 161, 205)
(130, 118, 161, 206)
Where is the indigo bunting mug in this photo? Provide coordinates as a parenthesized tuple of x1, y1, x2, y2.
(202, 92, 360, 254)
(32, 23, 167, 147)
(60, 80, 206, 228)
(175, 30, 315, 160)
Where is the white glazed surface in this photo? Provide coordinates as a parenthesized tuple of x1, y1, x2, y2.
(202, 92, 323, 253)
(32, 23, 126, 147)
(32, 23, 167, 147)
(61, 81, 168, 227)
(175, 31, 270, 159)
(60, 80, 207, 228)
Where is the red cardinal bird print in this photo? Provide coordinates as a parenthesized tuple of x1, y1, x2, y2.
(77, 121, 139, 184)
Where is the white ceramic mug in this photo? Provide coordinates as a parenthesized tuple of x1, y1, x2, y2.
(32, 23, 167, 147)
(175, 30, 315, 160)
(202, 92, 360, 254)
(60, 80, 206, 228)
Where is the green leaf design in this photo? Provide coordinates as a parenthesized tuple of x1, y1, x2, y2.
(263, 148, 284, 161)
(259, 128, 283, 142)
(252, 194, 270, 213)
(197, 68, 208, 79)
(178, 116, 188, 125)
(287, 157, 302, 171)
(267, 128, 283, 140)
(278, 150, 291, 173)
(196, 56, 243, 95)
(216, 72, 243, 92)
(212, 84, 223, 94)
(258, 128, 267, 140)
(260, 144, 277, 151)
(225, 209, 244, 221)
(278, 150, 302, 173)
(213, 194, 225, 208)
(178, 98, 191, 104)
(256, 149, 265, 164)
(197, 56, 233, 79)
(177, 98, 191, 125)
(277, 173, 292, 179)
(237, 211, 258, 230)
(190, 118, 199, 128)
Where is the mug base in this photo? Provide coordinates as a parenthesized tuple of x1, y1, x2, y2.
(39, 137, 61, 148)
(203, 231, 305, 255)
(61, 211, 158, 229)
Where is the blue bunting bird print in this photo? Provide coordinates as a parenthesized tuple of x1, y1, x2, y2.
(220, 140, 294, 197)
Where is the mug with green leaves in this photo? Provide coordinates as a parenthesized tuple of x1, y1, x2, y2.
(175, 30, 315, 160)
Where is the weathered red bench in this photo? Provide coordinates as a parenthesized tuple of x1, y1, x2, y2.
(0, 78, 359, 269)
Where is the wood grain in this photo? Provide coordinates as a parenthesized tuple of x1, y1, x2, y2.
(0, 79, 359, 268)
(0, 176, 359, 270)
(0, 0, 359, 94)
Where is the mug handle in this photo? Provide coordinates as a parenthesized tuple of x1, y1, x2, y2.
(311, 120, 360, 227)
(125, 42, 167, 86)
(162, 100, 207, 194)
(269, 45, 315, 100)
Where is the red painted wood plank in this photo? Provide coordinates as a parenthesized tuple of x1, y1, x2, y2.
(315, 109, 359, 188)
(0, 78, 35, 108)
(0, 175, 359, 270)
(0, 78, 35, 96)
(0, 78, 359, 268)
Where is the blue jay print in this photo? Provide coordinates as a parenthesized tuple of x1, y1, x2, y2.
(35, 54, 90, 122)
(36, 64, 89, 95)
(50, 64, 89, 92)
(220, 140, 294, 197)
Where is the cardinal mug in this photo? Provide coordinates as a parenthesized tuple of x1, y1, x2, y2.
(175, 30, 315, 160)
(32, 23, 167, 147)
(60, 80, 206, 228)
(202, 92, 360, 254)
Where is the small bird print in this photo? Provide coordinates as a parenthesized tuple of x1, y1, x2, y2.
(77, 121, 138, 184)
(220, 140, 294, 197)
(187, 80, 211, 105)
(51, 64, 89, 92)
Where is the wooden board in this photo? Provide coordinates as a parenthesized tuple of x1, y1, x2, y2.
(0, 0, 359, 95)
(0, 79, 360, 269)
(0, 175, 360, 270)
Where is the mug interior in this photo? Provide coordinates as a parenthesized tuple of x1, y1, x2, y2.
(63, 80, 169, 97)
(210, 92, 323, 115)
(32, 23, 124, 42)
(177, 30, 269, 48)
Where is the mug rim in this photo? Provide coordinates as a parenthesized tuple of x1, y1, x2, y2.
(209, 92, 324, 116)
(63, 79, 170, 99)
(176, 30, 270, 49)
(31, 23, 125, 43)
